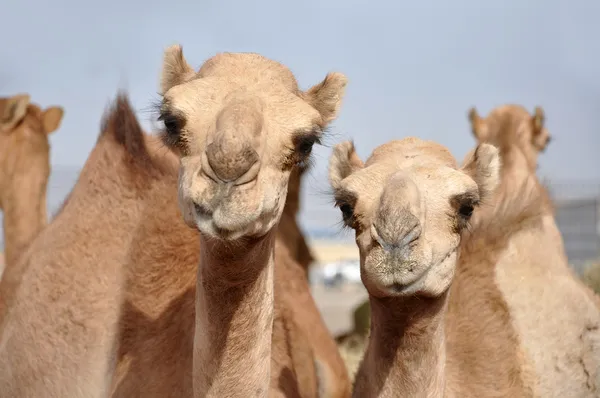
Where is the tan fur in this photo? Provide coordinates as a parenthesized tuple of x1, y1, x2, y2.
(468, 105, 600, 397)
(113, 47, 350, 397)
(278, 166, 316, 274)
(0, 95, 159, 397)
(329, 137, 542, 397)
(0, 94, 64, 275)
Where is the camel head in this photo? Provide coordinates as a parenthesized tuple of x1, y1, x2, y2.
(329, 138, 500, 298)
(158, 45, 347, 241)
(0, 94, 64, 209)
(468, 105, 551, 171)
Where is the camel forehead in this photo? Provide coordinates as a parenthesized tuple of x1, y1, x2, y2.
(197, 52, 299, 91)
(364, 138, 457, 169)
(166, 78, 320, 129)
(487, 105, 531, 121)
(343, 138, 470, 203)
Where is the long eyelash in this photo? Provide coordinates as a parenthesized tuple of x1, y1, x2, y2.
(296, 155, 316, 171)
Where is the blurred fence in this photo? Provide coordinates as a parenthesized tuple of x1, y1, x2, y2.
(554, 198, 599, 274)
(547, 181, 600, 275)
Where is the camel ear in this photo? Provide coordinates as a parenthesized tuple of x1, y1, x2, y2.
(160, 44, 196, 94)
(1, 94, 30, 131)
(467, 107, 488, 141)
(329, 140, 364, 191)
(304, 72, 348, 125)
(461, 143, 501, 202)
(42, 106, 64, 134)
(533, 106, 545, 133)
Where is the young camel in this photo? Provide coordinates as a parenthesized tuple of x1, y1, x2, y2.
(0, 94, 64, 275)
(468, 105, 600, 397)
(112, 46, 350, 397)
(328, 138, 539, 397)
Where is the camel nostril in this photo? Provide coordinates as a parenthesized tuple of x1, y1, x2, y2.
(400, 223, 421, 248)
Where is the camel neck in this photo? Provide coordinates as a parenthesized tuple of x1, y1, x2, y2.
(2, 179, 48, 271)
(353, 293, 449, 398)
(193, 231, 275, 398)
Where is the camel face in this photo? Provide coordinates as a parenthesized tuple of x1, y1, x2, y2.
(0, 94, 64, 207)
(468, 105, 551, 171)
(329, 138, 500, 298)
(159, 45, 347, 240)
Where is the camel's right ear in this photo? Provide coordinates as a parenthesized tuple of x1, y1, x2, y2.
(1, 94, 30, 131)
(42, 106, 64, 134)
(329, 141, 364, 191)
(532, 106, 545, 133)
(467, 107, 488, 141)
(160, 44, 196, 94)
(461, 143, 501, 202)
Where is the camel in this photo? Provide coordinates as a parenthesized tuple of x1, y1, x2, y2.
(0, 90, 347, 397)
(0, 94, 64, 276)
(328, 137, 539, 397)
(334, 104, 555, 380)
(467, 105, 600, 397)
(0, 49, 349, 396)
(114, 45, 349, 398)
(0, 95, 162, 397)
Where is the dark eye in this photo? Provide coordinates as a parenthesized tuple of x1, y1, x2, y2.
(458, 204, 474, 219)
(158, 111, 184, 149)
(296, 135, 318, 157)
(338, 202, 355, 226)
(160, 113, 180, 136)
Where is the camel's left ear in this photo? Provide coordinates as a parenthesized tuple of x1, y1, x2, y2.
(1, 94, 30, 131)
(160, 44, 196, 94)
(42, 106, 64, 134)
(461, 143, 501, 202)
(467, 107, 489, 142)
(329, 140, 364, 191)
(532, 106, 545, 133)
(304, 72, 348, 125)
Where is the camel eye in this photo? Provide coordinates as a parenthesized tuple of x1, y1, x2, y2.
(458, 204, 474, 219)
(159, 113, 181, 137)
(337, 202, 355, 227)
(296, 135, 319, 158)
(158, 109, 185, 149)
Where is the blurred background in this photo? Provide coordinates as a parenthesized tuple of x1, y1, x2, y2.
(2, 0, 600, 341)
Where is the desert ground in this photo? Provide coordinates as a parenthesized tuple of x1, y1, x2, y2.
(308, 239, 366, 335)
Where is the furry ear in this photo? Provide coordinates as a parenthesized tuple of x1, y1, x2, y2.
(467, 107, 488, 141)
(329, 140, 364, 191)
(304, 72, 348, 125)
(533, 106, 545, 133)
(461, 143, 501, 202)
(160, 44, 196, 94)
(42, 106, 64, 134)
(1, 94, 30, 130)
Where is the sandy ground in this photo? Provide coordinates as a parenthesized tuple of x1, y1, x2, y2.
(306, 240, 366, 335)
(309, 240, 359, 264)
(310, 283, 368, 336)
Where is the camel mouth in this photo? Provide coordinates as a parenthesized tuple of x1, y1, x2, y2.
(382, 265, 430, 296)
(189, 199, 266, 241)
(377, 248, 457, 298)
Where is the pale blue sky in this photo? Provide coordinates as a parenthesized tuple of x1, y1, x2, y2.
(2, 0, 600, 231)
